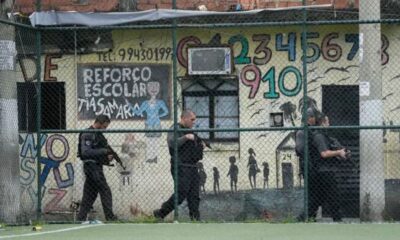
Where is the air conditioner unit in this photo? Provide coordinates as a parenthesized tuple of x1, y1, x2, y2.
(187, 46, 233, 75)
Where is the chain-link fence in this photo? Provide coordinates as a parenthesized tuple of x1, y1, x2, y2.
(1, 1, 400, 224)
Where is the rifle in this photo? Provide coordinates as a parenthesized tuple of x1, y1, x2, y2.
(107, 145, 126, 170)
(193, 133, 212, 149)
(328, 136, 360, 173)
(328, 136, 351, 160)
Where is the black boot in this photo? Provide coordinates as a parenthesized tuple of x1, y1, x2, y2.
(153, 209, 164, 220)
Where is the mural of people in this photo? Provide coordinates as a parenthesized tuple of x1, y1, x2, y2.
(197, 162, 207, 194)
(262, 162, 269, 189)
(126, 81, 169, 164)
(247, 148, 259, 189)
(121, 133, 136, 163)
(119, 133, 136, 187)
(227, 156, 238, 193)
(213, 167, 220, 195)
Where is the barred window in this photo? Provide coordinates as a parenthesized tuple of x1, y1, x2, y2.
(17, 82, 66, 132)
(182, 78, 239, 141)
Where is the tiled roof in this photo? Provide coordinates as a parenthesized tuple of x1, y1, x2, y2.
(14, 0, 119, 13)
(151, 0, 359, 12)
(14, 0, 358, 14)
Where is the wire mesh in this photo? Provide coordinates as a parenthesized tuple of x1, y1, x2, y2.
(1, 2, 400, 224)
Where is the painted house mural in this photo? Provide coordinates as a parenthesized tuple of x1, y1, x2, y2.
(16, 24, 400, 220)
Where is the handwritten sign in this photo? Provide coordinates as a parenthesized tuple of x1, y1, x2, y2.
(77, 63, 171, 120)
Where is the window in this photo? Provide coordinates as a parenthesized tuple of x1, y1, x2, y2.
(17, 82, 66, 132)
(182, 78, 239, 141)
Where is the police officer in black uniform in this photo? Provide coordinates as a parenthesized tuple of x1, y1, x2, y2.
(153, 109, 205, 221)
(308, 113, 347, 222)
(77, 115, 117, 221)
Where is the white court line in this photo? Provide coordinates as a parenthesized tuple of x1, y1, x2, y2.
(0, 224, 105, 239)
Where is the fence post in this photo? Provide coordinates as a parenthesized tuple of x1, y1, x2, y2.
(35, 28, 43, 221)
(171, 0, 179, 221)
(0, 0, 21, 224)
(300, 0, 309, 222)
(359, 0, 385, 221)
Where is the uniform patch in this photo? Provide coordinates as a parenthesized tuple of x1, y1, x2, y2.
(85, 140, 92, 146)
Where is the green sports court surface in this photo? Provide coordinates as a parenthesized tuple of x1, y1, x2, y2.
(0, 223, 399, 240)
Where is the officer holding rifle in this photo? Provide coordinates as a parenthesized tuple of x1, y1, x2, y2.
(153, 109, 209, 221)
(77, 114, 118, 222)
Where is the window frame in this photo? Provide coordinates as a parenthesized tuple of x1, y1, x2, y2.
(182, 79, 239, 142)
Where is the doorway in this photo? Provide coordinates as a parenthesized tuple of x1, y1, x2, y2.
(322, 85, 360, 218)
(282, 163, 294, 189)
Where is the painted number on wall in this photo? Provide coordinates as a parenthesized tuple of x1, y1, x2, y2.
(241, 65, 302, 99)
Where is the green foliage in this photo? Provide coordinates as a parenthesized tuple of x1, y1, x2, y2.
(281, 214, 297, 223)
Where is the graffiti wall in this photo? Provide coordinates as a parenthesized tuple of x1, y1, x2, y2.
(19, 133, 74, 215)
(16, 24, 400, 220)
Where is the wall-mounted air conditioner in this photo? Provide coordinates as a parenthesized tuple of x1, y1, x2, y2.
(187, 45, 233, 75)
